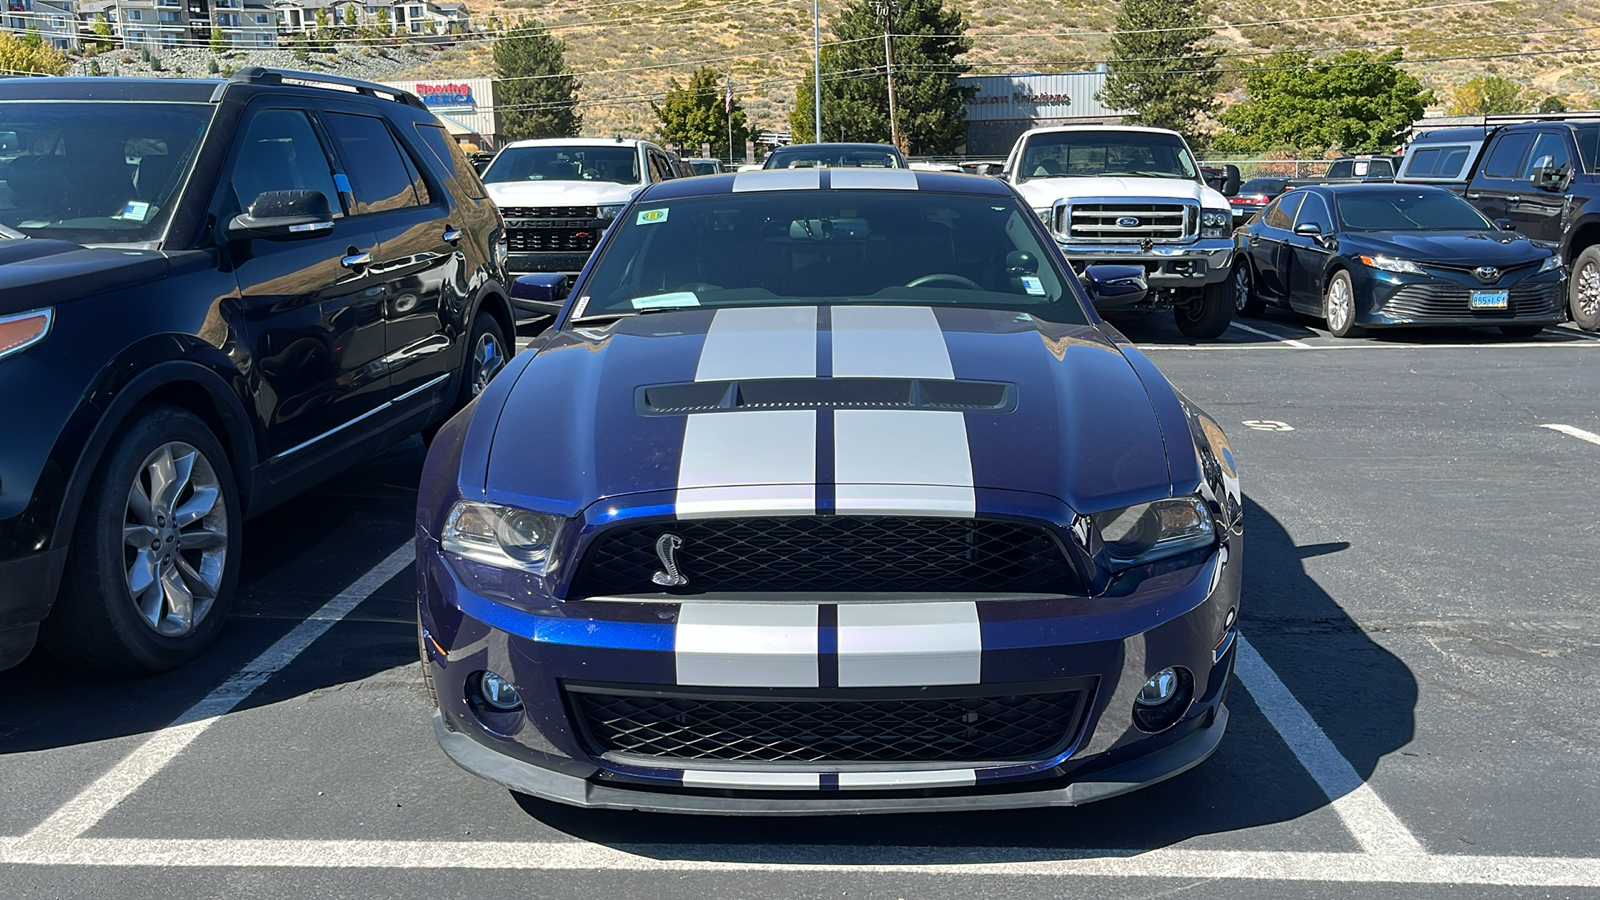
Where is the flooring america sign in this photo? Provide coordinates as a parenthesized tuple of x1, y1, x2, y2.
(413, 82, 477, 109)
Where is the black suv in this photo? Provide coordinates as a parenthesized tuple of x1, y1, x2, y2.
(0, 69, 513, 673)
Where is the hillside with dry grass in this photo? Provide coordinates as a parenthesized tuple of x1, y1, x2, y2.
(397, 0, 1600, 145)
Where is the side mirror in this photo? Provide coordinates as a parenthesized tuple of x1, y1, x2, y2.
(1082, 264, 1148, 308)
(511, 272, 570, 304)
(1494, 218, 1516, 231)
(226, 190, 334, 241)
(1221, 165, 1242, 198)
(1535, 161, 1570, 191)
(1294, 222, 1323, 237)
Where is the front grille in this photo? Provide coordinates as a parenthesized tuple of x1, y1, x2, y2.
(569, 685, 1088, 763)
(500, 205, 598, 219)
(506, 227, 599, 253)
(1383, 281, 1560, 319)
(568, 516, 1083, 597)
(1064, 202, 1193, 242)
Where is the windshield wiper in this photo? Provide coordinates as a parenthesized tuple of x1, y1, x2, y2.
(568, 306, 683, 327)
(0, 224, 26, 239)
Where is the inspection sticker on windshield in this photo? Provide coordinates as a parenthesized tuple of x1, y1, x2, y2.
(117, 200, 151, 222)
(1020, 276, 1046, 296)
(631, 291, 699, 310)
(636, 208, 669, 225)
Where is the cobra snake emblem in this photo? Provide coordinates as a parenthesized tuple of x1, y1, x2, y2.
(651, 533, 688, 586)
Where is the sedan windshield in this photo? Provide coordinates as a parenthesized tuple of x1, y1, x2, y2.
(1335, 189, 1493, 231)
(1019, 131, 1199, 182)
(0, 101, 212, 244)
(573, 190, 1090, 324)
(483, 145, 641, 185)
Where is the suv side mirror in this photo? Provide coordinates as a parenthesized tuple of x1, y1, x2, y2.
(1081, 264, 1148, 307)
(1221, 165, 1242, 197)
(227, 190, 334, 242)
(511, 272, 570, 304)
(1535, 160, 1570, 191)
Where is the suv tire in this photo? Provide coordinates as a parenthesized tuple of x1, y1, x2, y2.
(464, 312, 510, 401)
(40, 405, 241, 673)
(1175, 280, 1235, 338)
(1571, 245, 1600, 332)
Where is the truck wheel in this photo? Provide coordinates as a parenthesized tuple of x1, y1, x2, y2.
(1174, 280, 1235, 338)
(1571, 246, 1600, 332)
(1234, 262, 1265, 317)
(1324, 270, 1366, 338)
(40, 405, 241, 673)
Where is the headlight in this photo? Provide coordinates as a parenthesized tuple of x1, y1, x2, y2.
(0, 307, 52, 361)
(1200, 210, 1231, 238)
(1359, 254, 1427, 276)
(596, 203, 627, 221)
(1538, 254, 1564, 275)
(440, 501, 563, 573)
(1093, 496, 1215, 567)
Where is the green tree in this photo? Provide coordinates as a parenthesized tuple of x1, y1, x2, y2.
(375, 7, 390, 33)
(210, 27, 226, 53)
(494, 20, 581, 140)
(789, 0, 971, 154)
(344, 5, 358, 28)
(315, 7, 330, 31)
(1538, 94, 1569, 114)
(654, 68, 751, 159)
(21, 25, 40, 49)
(1098, 0, 1222, 137)
(1214, 50, 1432, 155)
(91, 13, 114, 52)
(1446, 75, 1529, 115)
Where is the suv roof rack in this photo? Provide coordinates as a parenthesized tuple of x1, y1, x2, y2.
(1481, 112, 1600, 126)
(221, 67, 428, 111)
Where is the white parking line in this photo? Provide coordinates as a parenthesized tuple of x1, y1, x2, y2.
(20, 543, 414, 845)
(1541, 423, 1600, 446)
(1228, 322, 1315, 348)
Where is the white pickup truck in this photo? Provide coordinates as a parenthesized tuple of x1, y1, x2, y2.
(1002, 125, 1242, 337)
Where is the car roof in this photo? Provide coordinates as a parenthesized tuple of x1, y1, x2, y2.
(1410, 127, 1490, 143)
(1020, 124, 1183, 138)
(0, 77, 225, 103)
(502, 137, 655, 150)
(1310, 182, 1455, 194)
(769, 142, 901, 153)
(639, 168, 1016, 202)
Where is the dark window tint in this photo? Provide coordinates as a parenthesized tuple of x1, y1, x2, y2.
(1523, 132, 1571, 179)
(1334, 189, 1491, 231)
(1482, 133, 1534, 180)
(1406, 145, 1474, 179)
(323, 112, 420, 213)
(231, 108, 341, 217)
(1576, 126, 1600, 173)
(1295, 193, 1331, 230)
(414, 123, 489, 200)
(1263, 191, 1303, 230)
(1326, 160, 1352, 179)
(1239, 178, 1285, 195)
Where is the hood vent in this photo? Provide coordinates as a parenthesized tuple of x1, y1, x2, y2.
(637, 378, 1016, 416)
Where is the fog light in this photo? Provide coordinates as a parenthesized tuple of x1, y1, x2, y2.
(475, 670, 523, 711)
(1136, 668, 1179, 707)
(1132, 666, 1194, 732)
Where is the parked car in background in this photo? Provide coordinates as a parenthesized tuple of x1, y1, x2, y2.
(1234, 184, 1563, 337)
(683, 158, 724, 175)
(762, 142, 908, 169)
(1228, 177, 1290, 223)
(1396, 127, 1489, 190)
(480, 137, 686, 319)
(0, 69, 513, 674)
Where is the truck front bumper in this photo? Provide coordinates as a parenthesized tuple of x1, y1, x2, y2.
(1059, 240, 1235, 295)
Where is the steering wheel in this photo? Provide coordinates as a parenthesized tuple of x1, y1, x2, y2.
(905, 273, 983, 290)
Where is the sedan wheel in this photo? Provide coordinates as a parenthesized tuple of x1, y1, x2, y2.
(1571, 246, 1600, 332)
(1234, 263, 1265, 317)
(1324, 270, 1365, 338)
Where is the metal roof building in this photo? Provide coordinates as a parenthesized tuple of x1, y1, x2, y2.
(957, 70, 1129, 156)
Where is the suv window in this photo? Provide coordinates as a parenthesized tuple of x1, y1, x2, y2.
(648, 151, 675, 182)
(1404, 145, 1472, 179)
(1263, 191, 1302, 230)
(1295, 193, 1331, 231)
(323, 111, 422, 214)
(413, 123, 489, 200)
(231, 108, 342, 218)
(1523, 132, 1571, 179)
(1482, 133, 1534, 180)
(1577, 126, 1600, 173)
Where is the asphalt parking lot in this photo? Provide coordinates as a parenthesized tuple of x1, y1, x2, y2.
(2, 311, 1597, 898)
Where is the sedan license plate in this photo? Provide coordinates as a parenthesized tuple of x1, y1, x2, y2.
(1470, 290, 1509, 310)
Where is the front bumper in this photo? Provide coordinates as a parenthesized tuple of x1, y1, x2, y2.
(1358, 268, 1565, 328)
(1058, 239, 1235, 294)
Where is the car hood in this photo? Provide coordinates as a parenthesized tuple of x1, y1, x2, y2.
(1014, 176, 1229, 211)
(480, 305, 1177, 517)
(485, 180, 641, 208)
(1343, 230, 1548, 267)
(0, 239, 168, 315)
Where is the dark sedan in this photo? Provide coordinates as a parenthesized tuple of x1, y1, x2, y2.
(762, 142, 908, 170)
(1228, 177, 1289, 223)
(1233, 184, 1564, 338)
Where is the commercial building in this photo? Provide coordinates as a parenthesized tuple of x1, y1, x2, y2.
(957, 70, 1128, 157)
(382, 77, 496, 148)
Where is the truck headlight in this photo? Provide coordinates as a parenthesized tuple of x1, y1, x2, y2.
(1093, 495, 1215, 568)
(1200, 211, 1232, 239)
(441, 501, 564, 574)
(1359, 254, 1427, 276)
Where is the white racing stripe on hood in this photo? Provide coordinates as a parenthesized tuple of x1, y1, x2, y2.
(836, 601, 982, 687)
(675, 602, 819, 687)
(838, 769, 977, 789)
(830, 168, 919, 191)
(682, 771, 823, 789)
(732, 169, 820, 192)
(695, 306, 817, 381)
(675, 410, 816, 519)
(830, 305, 955, 379)
(834, 409, 975, 516)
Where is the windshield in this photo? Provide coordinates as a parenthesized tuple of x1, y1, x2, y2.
(1019, 131, 1199, 182)
(1240, 178, 1286, 195)
(764, 147, 903, 169)
(690, 161, 720, 175)
(572, 190, 1089, 324)
(1335, 189, 1494, 231)
(483, 145, 642, 185)
(0, 101, 212, 244)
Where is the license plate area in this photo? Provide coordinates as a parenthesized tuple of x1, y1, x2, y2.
(1470, 290, 1509, 310)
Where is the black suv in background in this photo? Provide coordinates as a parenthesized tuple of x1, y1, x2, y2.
(0, 69, 512, 673)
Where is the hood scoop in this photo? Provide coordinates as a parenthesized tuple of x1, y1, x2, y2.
(636, 377, 1016, 416)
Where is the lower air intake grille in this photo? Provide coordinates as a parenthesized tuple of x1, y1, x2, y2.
(1383, 282, 1560, 319)
(569, 686, 1089, 763)
(569, 516, 1083, 597)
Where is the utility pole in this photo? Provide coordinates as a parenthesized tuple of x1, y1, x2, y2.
(879, 0, 901, 152)
(813, 0, 822, 143)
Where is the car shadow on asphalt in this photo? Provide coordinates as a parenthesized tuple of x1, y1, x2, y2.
(511, 495, 1419, 858)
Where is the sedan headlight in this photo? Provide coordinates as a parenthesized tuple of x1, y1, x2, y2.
(1200, 210, 1232, 238)
(1359, 254, 1427, 276)
(440, 501, 564, 573)
(596, 203, 627, 221)
(1093, 496, 1215, 567)
(1537, 254, 1564, 275)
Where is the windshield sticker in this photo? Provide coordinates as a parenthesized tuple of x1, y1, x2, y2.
(636, 208, 669, 225)
(117, 200, 151, 222)
(572, 295, 592, 318)
(1020, 276, 1046, 296)
(631, 291, 699, 310)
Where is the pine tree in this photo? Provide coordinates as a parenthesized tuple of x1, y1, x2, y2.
(1098, 0, 1223, 137)
(654, 68, 751, 160)
(210, 27, 226, 54)
(494, 21, 581, 140)
(344, 5, 358, 28)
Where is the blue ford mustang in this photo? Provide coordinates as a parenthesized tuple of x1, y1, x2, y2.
(417, 169, 1244, 814)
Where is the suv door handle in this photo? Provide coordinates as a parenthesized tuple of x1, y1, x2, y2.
(341, 250, 373, 269)
(1507, 195, 1522, 203)
(1466, 192, 1481, 200)
(442, 227, 462, 244)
